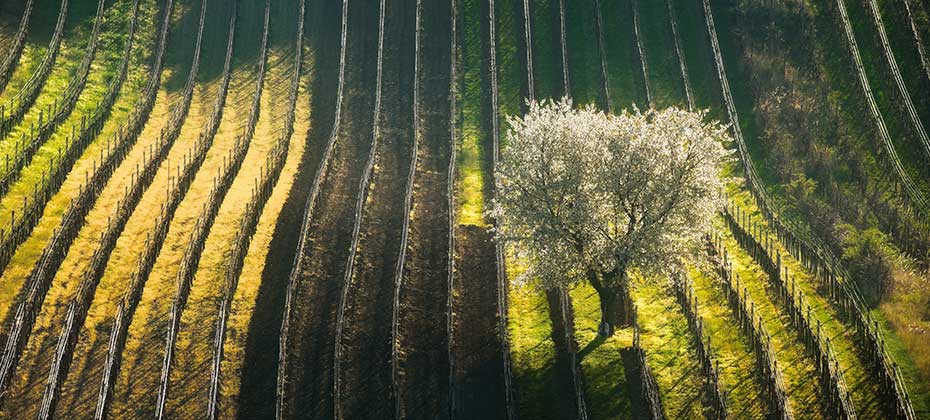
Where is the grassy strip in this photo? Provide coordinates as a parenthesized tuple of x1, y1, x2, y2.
(564, 0, 603, 108)
(635, 0, 685, 109)
(599, 0, 646, 110)
(728, 186, 928, 416)
(570, 282, 633, 420)
(0, 1, 152, 416)
(629, 276, 704, 419)
(715, 218, 827, 419)
(529, 0, 563, 101)
(669, 0, 724, 121)
(458, 0, 489, 226)
(688, 266, 767, 419)
(507, 256, 568, 420)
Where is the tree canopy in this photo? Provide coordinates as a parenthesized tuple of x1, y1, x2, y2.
(494, 98, 731, 335)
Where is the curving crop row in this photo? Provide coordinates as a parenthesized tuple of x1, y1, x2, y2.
(833, 0, 929, 219)
(206, 1, 305, 417)
(0, 0, 70, 133)
(902, 0, 930, 84)
(0, 0, 162, 277)
(671, 274, 727, 419)
(862, 0, 930, 169)
(592, 0, 611, 112)
(0, 0, 35, 92)
(724, 202, 857, 420)
(630, 0, 652, 107)
(275, 0, 350, 414)
(90, 3, 245, 417)
(10, 2, 177, 412)
(629, 307, 666, 420)
(0, 0, 144, 407)
(556, 0, 569, 94)
(707, 234, 793, 420)
(335, 0, 387, 415)
(386, 0, 423, 419)
(554, 288, 588, 420)
(488, 0, 516, 416)
(445, 0, 458, 414)
(702, 0, 917, 416)
(0, 0, 106, 198)
(521, 0, 534, 102)
(664, 0, 693, 110)
(155, 3, 275, 415)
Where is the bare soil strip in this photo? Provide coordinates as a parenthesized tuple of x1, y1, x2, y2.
(392, 0, 453, 417)
(274, 0, 380, 417)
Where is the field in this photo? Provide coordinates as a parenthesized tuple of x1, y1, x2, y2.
(0, 0, 928, 419)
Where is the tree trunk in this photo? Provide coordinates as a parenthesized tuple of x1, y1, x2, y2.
(589, 271, 632, 337)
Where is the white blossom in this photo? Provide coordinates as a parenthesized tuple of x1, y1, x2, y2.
(493, 97, 731, 332)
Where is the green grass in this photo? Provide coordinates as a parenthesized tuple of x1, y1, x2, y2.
(507, 252, 567, 420)
(529, 0, 564, 100)
(458, 0, 489, 226)
(629, 276, 704, 419)
(727, 186, 928, 417)
(715, 216, 826, 419)
(599, 0, 646, 110)
(564, 0, 603, 108)
(635, 0, 686, 109)
(669, 0, 724, 122)
(570, 282, 634, 420)
(688, 266, 767, 419)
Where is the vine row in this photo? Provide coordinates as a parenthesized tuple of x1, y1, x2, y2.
(275, 0, 350, 414)
(702, 0, 917, 415)
(863, 0, 930, 166)
(91, 3, 244, 416)
(707, 233, 794, 420)
(155, 3, 274, 414)
(0, 0, 107, 197)
(670, 274, 727, 419)
(723, 202, 857, 419)
(0, 0, 70, 133)
(488, 0, 516, 415)
(0, 0, 35, 92)
(206, 0, 304, 417)
(0, 0, 144, 408)
(664, 0, 693, 110)
(630, 306, 666, 420)
(833, 0, 929, 220)
(630, 0, 651, 107)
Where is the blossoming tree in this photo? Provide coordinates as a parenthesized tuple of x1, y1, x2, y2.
(494, 98, 731, 336)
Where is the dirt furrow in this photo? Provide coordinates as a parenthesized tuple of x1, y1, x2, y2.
(274, 0, 380, 417)
(392, 0, 452, 417)
(332, 0, 415, 417)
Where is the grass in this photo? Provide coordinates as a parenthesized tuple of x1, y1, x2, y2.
(506, 254, 568, 420)
(688, 266, 767, 419)
(54, 70, 180, 417)
(715, 216, 827, 419)
(564, 0, 603, 108)
(635, 0, 686, 109)
(629, 275, 705, 419)
(167, 46, 296, 418)
(0, 0, 99, 156)
(599, 0, 646, 110)
(0, 2, 156, 417)
(458, 0, 489, 227)
(529, 0, 564, 101)
(727, 185, 929, 416)
(570, 281, 634, 420)
(669, 0, 724, 122)
(108, 77, 213, 420)
(218, 48, 310, 420)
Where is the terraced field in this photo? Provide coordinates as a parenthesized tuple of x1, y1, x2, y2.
(0, 0, 928, 419)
